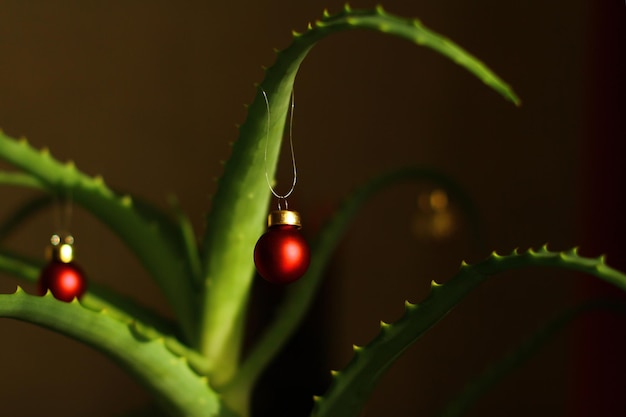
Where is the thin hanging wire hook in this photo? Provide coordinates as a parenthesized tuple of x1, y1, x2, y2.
(53, 190, 73, 237)
(261, 88, 297, 203)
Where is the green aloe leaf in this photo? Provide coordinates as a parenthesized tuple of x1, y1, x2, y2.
(0, 139, 198, 343)
(221, 166, 481, 412)
(0, 171, 192, 262)
(0, 250, 173, 334)
(0, 289, 231, 417)
(199, 5, 519, 387)
(0, 250, 212, 376)
(311, 248, 626, 417)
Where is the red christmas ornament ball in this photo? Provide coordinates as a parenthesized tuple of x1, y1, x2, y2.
(38, 261, 87, 302)
(254, 224, 310, 284)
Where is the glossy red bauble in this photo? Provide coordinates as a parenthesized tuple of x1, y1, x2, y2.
(38, 261, 87, 302)
(254, 224, 310, 284)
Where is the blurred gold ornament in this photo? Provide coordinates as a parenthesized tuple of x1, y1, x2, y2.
(412, 189, 456, 240)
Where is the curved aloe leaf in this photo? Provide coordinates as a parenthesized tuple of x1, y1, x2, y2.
(0, 250, 173, 333)
(438, 299, 626, 417)
(0, 171, 193, 263)
(0, 289, 232, 417)
(0, 250, 211, 375)
(221, 166, 481, 412)
(199, 5, 519, 386)
(0, 170, 46, 188)
(311, 247, 626, 417)
(0, 138, 197, 343)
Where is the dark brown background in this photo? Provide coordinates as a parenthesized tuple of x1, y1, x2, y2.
(0, 1, 623, 416)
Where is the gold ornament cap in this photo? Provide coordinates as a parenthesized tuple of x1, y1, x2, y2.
(45, 234, 75, 263)
(268, 210, 302, 228)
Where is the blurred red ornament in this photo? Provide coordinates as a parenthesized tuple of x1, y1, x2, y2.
(254, 210, 310, 284)
(38, 261, 87, 302)
(38, 234, 87, 302)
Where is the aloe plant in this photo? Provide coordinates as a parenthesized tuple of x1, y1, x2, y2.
(0, 5, 622, 417)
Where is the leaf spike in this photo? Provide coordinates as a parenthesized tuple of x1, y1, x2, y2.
(379, 320, 390, 328)
(527, 246, 536, 255)
(404, 300, 417, 309)
(375, 4, 386, 15)
(568, 246, 580, 256)
(460, 260, 469, 269)
(330, 369, 339, 377)
(120, 194, 133, 207)
(352, 344, 363, 352)
(18, 136, 28, 145)
(322, 8, 330, 17)
(343, 3, 352, 12)
(40, 147, 50, 156)
(510, 247, 520, 255)
(313, 395, 322, 403)
(378, 22, 391, 33)
(430, 279, 442, 288)
(307, 22, 313, 31)
(291, 29, 303, 37)
(93, 175, 104, 185)
(540, 243, 550, 252)
(490, 250, 502, 259)
(597, 254, 607, 263)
